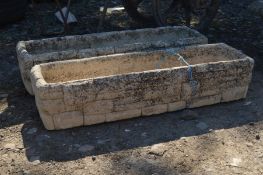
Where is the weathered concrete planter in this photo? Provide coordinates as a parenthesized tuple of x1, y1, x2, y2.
(30, 43, 254, 130)
(17, 26, 207, 95)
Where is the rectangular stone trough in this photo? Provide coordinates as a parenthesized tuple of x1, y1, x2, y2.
(30, 43, 254, 130)
(16, 26, 207, 95)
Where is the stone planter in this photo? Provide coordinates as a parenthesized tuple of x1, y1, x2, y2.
(30, 43, 254, 130)
(17, 26, 207, 95)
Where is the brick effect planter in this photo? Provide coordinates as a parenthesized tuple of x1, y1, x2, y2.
(16, 26, 207, 95)
(30, 43, 254, 130)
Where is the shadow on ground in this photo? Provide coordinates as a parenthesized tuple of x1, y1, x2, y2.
(13, 71, 262, 162)
(0, 89, 37, 129)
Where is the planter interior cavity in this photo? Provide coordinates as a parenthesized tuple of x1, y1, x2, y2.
(17, 26, 207, 95)
(31, 43, 254, 130)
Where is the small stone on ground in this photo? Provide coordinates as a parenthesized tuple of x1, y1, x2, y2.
(78, 145, 95, 152)
(27, 128, 38, 134)
(29, 156, 41, 165)
(230, 158, 242, 167)
(196, 122, 209, 130)
(149, 143, 167, 156)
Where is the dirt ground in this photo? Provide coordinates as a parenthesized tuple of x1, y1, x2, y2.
(1, 0, 263, 174)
